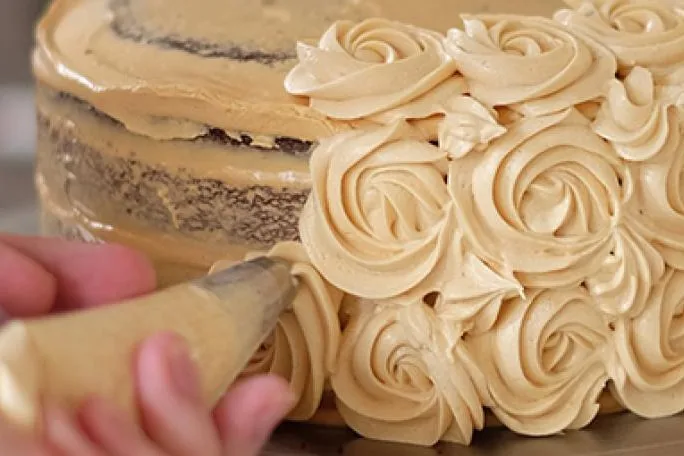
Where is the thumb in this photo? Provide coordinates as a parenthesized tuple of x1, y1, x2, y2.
(214, 375, 295, 456)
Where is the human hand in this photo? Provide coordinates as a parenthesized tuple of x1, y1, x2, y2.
(0, 234, 294, 455)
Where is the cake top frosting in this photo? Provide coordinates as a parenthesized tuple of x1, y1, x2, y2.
(33, 0, 565, 141)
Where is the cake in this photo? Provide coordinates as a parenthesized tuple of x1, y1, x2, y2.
(33, 0, 684, 448)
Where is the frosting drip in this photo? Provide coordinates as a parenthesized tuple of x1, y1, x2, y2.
(444, 14, 617, 116)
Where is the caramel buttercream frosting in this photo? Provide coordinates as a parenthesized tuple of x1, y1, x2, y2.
(34, 0, 684, 449)
(609, 267, 684, 418)
(556, 0, 684, 84)
(444, 14, 617, 116)
(331, 297, 489, 446)
(468, 287, 612, 436)
(210, 242, 342, 421)
(276, 0, 684, 446)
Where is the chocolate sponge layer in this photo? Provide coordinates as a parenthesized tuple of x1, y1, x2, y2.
(37, 90, 310, 248)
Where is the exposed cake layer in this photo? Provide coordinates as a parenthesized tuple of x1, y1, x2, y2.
(36, 85, 310, 251)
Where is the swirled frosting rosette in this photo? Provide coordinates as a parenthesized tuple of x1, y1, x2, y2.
(300, 121, 454, 299)
(284, 18, 457, 119)
(610, 268, 684, 418)
(331, 298, 489, 445)
(585, 224, 665, 317)
(268, 1, 684, 446)
(556, 0, 684, 83)
(449, 108, 630, 290)
(468, 287, 611, 435)
(593, 67, 677, 161)
(237, 242, 343, 420)
(444, 14, 617, 116)
(628, 109, 684, 268)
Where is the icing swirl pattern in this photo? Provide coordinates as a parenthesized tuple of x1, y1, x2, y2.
(468, 287, 611, 435)
(331, 298, 488, 446)
(593, 66, 676, 161)
(448, 109, 629, 289)
(610, 268, 684, 418)
(585, 224, 665, 317)
(299, 121, 454, 299)
(285, 18, 457, 119)
(556, 0, 684, 82)
(444, 14, 617, 116)
(238, 242, 343, 420)
(629, 110, 684, 269)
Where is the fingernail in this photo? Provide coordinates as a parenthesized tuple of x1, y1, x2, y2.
(166, 335, 201, 401)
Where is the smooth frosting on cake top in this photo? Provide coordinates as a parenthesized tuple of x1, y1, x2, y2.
(33, 0, 564, 141)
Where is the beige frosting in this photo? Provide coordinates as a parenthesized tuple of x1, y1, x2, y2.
(593, 66, 676, 161)
(35, 0, 684, 448)
(285, 18, 457, 120)
(610, 268, 684, 418)
(213, 242, 342, 421)
(449, 109, 629, 289)
(629, 106, 684, 269)
(444, 14, 617, 116)
(585, 224, 665, 317)
(556, 0, 684, 83)
(468, 287, 612, 436)
(299, 121, 453, 299)
(331, 298, 489, 446)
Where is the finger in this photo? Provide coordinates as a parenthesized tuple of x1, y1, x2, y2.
(214, 375, 295, 456)
(0, 241, 56, 319)
(78, 397, 164, 456)
(0, 417, 53, 456)
(43, 404, 107, 456)
(136, 332, 222, 456)
(0, 235, 156, 310)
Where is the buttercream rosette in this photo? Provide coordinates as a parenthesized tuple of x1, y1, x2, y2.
(556, 0, 684, 84)
(272, 1, 684, 447)
(628, 108, 684, 269)
(467, 287, 612, 436)
(284, 18, 457, 119)
(444, 14, 617, 116)
(449, 109, 629, 282)
(234, 242, 343, 420)
(593, 66, 679, 162)
(299, 120, 454, 299)
(331, 298, 489, 446)
(610, 268, 684, 418)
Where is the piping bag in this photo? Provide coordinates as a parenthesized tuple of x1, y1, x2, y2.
(0, 256, 297, 435)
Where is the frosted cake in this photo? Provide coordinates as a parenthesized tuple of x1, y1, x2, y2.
(34, 0, 684, 447)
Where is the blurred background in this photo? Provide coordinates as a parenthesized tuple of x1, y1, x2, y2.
(0, 0, 47, 234)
